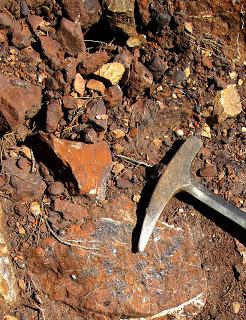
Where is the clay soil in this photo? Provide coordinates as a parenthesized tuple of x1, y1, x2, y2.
(0, 0, 245, 320)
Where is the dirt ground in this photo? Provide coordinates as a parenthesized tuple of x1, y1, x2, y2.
(0, 0, 245, 319)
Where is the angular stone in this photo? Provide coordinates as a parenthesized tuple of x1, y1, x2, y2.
(74, 73, 86, 96)
(79, 51, 111, 75)
(40, 134, 112, 199)
(56, 18, 86, 56)
(214, 85, 242, 122)
(39, 35, 64, 69)
(1, 157, 46, 201)
(46, 100, 63, 133)
(104, 85, 123, 108)
(62, 95, 78, 110)
(86, 99, 107, 130)
(94, 62, 125, 85)
(0, 203, 18, 306)
(200, 165, 217, 178)
(0, 73, 42, 132)
(11, 19, 32, 49)
(86, 79, 105, 94)
(27, 195, 207, 318)
(0, 0, 9, 10)
(0, 11, 14, 28)
(62, 0, 102, 30)
(128, 59, 153, 97)
(52, 198, 88, 221)
(27, 15, 45, 32)
(107, 0, 137, 36)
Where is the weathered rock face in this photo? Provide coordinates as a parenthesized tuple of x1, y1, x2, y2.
(40, 134, 112, 199)
(106, 0, 137, 36)
(56, 18, 86, 56)
(11, 19, 32, 49)
(1, 158, 46, 202)
(27, 196, 207, 319)
(62, 0, 102, 30)
(0, 74, 42, 132)
(39, 35, 64, 69)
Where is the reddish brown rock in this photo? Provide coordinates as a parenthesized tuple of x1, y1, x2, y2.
(27, 15, 45, 32)
(11, 19, 32, 49)
(0, 29, 6, 43)
(79, 51, 110, 75)
(86, 99, 107, 131)
(40, 134, 112, 199)
(52, 198, 88, 221)
(56, 18, 86, 56)
(104, 85, 123, 108)
(86, 79, 105, 94)
(62, 95, 78, 110)
(64, 56, 83, 82)
(39, 35, 64, 69)
(1, 157, 46, 201)
(46, 100, 63, 133)
(27, 195, 207, 318)
(201, 56, 213, 69)
(47, 181, 64, 196)
(136, 0, 151, 25)
(0, 73, 42, 132)
(62, 0, 102, 30)
(200, 165, 217, 178)
(25, 0, 46, 8)
(0, 11, 14, 28)
(128, 59, 153, 97)
(0, 0, 9, 10)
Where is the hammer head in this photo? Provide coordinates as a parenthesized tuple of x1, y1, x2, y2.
(138, 136, 203, 252)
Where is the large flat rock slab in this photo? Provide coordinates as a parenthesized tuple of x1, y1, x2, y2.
(27, 198, 207, 319)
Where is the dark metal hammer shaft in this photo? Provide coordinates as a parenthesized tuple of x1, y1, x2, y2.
(138, 136, 246, 252)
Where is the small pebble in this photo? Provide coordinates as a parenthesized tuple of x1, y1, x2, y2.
(200, 165, 217, 178)
(232, 302, 240, 314)
(112, 163, 124, 175)
(112, 129, 125, 139)
(116, 177, 132, 189)
(30, 202, 41, 216)
(112, 143, 124, 154)
(133, 194, 141, 203)
(48, 181, 64, 196)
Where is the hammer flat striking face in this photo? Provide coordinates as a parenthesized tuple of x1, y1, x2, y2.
(138, 136, 246, 252)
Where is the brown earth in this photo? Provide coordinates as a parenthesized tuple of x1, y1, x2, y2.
(0, 0, 245, 320)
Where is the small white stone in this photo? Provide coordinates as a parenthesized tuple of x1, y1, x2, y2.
(176, 129, 184, 137)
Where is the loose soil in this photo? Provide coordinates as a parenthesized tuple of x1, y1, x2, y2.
(0, 0, 245, 320)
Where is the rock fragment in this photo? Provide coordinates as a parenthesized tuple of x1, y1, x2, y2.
(46, 100, 63, 133)
(52, 198, 88, 221)
(79, 51, 110, 75)
(62, 0, 102, 30)
(73, 73, 86, 96)
(11, 19, 32, 49)
(86, 79, 105, 94)
(214, 85, 242, 122)
(86, 99, 107, 130)
(27, 197, 207, 318)
(200, 165, 217, 178)
(56, 18, 86, 55)
(104, 85, 123, 108)
(1, 158, 46, 201)
(40, 134, 112, 199)
(0, 74, 42, 132)
(106, 0, 137, 36)
(94, 62, 125, 85)
(39, 35, 64, 69)
(128, 60, 153, 97)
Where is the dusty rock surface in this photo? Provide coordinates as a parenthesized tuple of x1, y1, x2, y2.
(27, 197, 207, 319)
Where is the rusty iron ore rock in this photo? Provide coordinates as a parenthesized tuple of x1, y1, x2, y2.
(0, 73, 42, 132)
(40, 133, 112, 199)
(27, 196, 207, 319)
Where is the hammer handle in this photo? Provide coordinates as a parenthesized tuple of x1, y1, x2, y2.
(186, 184, 246, 229)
